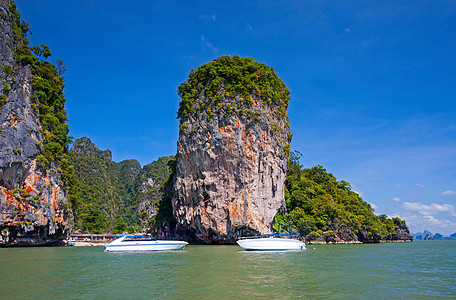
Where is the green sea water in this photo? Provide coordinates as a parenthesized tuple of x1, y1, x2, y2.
(0, 240, 455, 299)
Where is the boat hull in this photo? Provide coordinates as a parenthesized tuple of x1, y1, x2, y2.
(105, 237, 188, 252)
(237, 237, 305, 251)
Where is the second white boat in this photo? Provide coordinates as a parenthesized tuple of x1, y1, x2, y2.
(105, 235, 188, 252)
(237, 234, 306, 251)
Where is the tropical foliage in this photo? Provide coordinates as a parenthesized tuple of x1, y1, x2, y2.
(69, 138, 174, 233)
(177, 55, 291, 138)
(3, 2, 71, 162)
(274, 152, 409, 241)
(144, 157, 176, 230)
(1, 2, 76, 201)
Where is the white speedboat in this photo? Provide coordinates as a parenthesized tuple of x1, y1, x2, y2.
(236, 234, 305, 251)
(65, 239, 75, 246)
(104, 235, 188, 252)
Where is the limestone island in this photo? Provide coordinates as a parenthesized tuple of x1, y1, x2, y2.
(0, 0, 412, 246)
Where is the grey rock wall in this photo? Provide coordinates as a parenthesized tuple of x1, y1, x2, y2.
(173, 94, 289, 243)
(0, 0, 71, 246)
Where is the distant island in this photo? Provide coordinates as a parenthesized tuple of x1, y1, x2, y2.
(412, 231, 456, 240)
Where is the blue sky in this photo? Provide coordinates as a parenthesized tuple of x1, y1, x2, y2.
(16, 0, 456, 235)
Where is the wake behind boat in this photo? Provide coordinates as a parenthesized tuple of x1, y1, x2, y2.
(236, 234, 306, 251)
(104, 235, 188, 252)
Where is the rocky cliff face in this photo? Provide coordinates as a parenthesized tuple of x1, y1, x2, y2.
(69, 137, 174, 233)
(137, 156, 175, 233)
(173, 56, 291, 242)
(0, 0, 71, 246)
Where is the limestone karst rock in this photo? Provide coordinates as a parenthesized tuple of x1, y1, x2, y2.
(0, 0, 71, 245)
(69, 137, 175, 233)
(173, 56, 291, 242)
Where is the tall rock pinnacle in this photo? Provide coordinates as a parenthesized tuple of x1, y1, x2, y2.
(173, 56, 291, 242)
(0, 0, 72, 246)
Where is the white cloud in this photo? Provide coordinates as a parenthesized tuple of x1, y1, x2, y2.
(402, 202, 456, 216)
(416, 183, 425, 188)
(369, 203, 378, 211)
(246, 23, 253, 32)
(352, 189, 364, 196)
(352, 185, 364, 196)
(392, 197, 400, 202)
(345, 27, 351, 32)
(201, 35, 219, 53)
(201, 35, 209, 44)
(443, 190, 456, 196)
(200, 15, 216, 22)
(400, 214, 456, 235)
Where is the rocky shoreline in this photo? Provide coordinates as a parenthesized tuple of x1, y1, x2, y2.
(304, 233, 414, 244)
(306, 239, 413, 245)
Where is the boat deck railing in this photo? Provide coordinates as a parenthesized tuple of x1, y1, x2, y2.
(238, 234, 301, 240)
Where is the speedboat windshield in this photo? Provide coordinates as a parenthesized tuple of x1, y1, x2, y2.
(122, 236, 156, 242)
(238, 234, 300, 240)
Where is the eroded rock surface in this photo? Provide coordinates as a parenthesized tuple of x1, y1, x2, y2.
(173, 56, 291, 242)
(0, 0, 71, 246)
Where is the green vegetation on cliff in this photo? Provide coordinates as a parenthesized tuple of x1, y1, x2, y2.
(69, 138, 125, 233)
(178, 56, 291, 135)
(274, 152, 410, 242)
(69, 137, 174, 233)
(1, 1, 76, 203)
(2, 2, 71, 162)
(144, 157, 176, 230)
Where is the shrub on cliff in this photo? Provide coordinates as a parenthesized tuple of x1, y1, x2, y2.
(2, 4, 69, 162)
(274, 151, 410, 242)
(69, 137, 175, 233)
(177, 55, 291, 145)
(1, 1, 75, 201)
